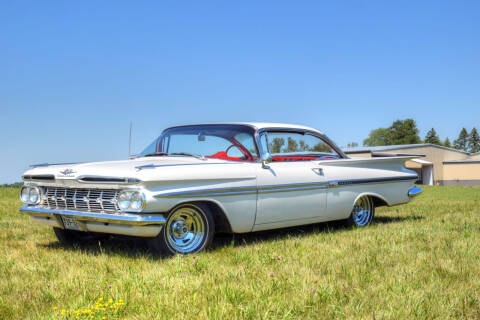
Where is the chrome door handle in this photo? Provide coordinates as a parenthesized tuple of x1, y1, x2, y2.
(312, 168, 323, 175)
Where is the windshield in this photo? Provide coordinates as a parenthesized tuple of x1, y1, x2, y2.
(139, 125, 259, 161)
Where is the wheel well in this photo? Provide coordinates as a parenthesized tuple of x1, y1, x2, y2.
(191, 201, 233, 233)
(370, 195, 388, 208)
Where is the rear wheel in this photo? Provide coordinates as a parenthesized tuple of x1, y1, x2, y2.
(147, 203, 215, 256)
(346, 196, 375, 227)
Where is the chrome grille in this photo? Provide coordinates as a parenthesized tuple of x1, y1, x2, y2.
(40, 187, 120, 214)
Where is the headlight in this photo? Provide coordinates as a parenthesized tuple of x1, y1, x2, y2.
(20, 186, 41, 205)
(29, 187, 40, 203)
(20, 187, 30, 203)
(118, 191, 131, 211)
(117, 190, 145, 212)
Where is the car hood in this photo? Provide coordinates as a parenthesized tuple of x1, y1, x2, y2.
(23, 157, 256, 185)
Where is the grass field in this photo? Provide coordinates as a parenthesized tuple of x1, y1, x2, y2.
(1, 186, 480, 319)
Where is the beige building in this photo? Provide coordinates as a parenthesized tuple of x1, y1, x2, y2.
(343, 144, 480, 186)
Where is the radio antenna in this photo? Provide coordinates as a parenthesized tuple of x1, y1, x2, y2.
(128, 121, 133, 158)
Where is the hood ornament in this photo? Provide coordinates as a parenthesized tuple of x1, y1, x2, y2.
(59, 168, 76, 177)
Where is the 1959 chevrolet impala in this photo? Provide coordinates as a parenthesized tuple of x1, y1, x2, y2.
(20, 123, 422, 255)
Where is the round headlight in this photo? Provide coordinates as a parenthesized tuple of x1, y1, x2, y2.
(20, 187, 30, 203)
(29, 187, 40, 204)
(118, 191, 131, 211)
(117, 190, 145, 212)
(130, 192, 144, 210)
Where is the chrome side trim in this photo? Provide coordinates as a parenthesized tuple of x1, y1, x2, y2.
(329, 180, 339, 188)
(20, 206, 166, 226)
(259, 181, 328, 193)
(153, 176, 417, 198)
(335, 175, 418, 187)
(135, 162, 244, 170)
(407, 186, 422, 197)
(30, 162, 83, 168)
(258, 184, 328, 194)
(155, 186, 258, 198)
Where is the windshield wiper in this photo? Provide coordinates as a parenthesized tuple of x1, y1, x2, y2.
(169, 152, 205, 160)
(143, 152, 169, 157)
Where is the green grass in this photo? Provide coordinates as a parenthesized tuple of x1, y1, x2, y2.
(1, 186, 480, 319)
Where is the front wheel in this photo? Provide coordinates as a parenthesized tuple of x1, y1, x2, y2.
(147, 203, 215, 256)
(345, 196, 375, 227)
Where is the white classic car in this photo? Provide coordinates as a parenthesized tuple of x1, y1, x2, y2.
(20, 123, 422, 255)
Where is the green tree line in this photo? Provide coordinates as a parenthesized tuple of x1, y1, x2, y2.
(349, 119, 480, 153)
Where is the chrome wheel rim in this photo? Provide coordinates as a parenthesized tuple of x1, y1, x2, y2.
(165, 206, 206, 253)
(352, 197, 373, 227)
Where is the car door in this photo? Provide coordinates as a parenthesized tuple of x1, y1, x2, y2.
(254, 131, 337, 226)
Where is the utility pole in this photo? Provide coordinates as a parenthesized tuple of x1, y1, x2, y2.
(128, 121, 133, 158)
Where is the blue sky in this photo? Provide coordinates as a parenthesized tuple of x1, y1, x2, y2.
(1, 1, 479, 183)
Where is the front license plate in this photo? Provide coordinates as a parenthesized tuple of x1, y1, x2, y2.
(61, 216, 82, 231)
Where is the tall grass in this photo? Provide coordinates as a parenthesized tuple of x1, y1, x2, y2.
(1, 186, 479, 319)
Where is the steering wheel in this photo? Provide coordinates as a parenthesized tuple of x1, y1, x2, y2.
(226, 144, 250, 160)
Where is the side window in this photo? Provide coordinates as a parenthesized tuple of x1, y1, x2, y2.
(261, 131, 339, 162)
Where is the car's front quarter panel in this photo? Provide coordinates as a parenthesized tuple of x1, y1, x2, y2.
(21, 160, 259, 234)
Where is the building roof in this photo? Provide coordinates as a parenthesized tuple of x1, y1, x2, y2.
(343, 143, 470, 155)
(443, 159, 480, 164)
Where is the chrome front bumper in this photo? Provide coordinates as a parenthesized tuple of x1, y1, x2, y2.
(20, 206, 166, 237)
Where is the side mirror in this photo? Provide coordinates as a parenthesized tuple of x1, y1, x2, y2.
(261, 152, 272, 168)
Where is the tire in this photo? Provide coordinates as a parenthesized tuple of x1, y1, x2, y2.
(147, 203, 215, 256)
(345, 196, 375, 227)
(53, 227, 85, 245)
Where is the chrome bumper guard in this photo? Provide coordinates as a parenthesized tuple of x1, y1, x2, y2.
(407, 186, 422, 198)
(20, 206, 166, 237)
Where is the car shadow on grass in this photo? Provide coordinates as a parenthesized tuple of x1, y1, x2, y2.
(211, 214, 424, 250)
(40, 214, 423, 258)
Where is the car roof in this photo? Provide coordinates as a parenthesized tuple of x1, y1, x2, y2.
(166, 122, 324, 134)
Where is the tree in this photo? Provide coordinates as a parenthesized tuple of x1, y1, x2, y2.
(284, 137, 298, 152)
(298, 140, 308, 151)
(363, 128, 391, 146)
(363, 119, 421, 146)
(269, 138, 284, 153)
(424, 128, 441, 145)
(453, 128, 469, 151)
(311, 142, 331, 152)
(468, 127, 480, 153)
(389, 119, 421, 145)
(443, 137, 451, 148)
(346, 142, 358, 148)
